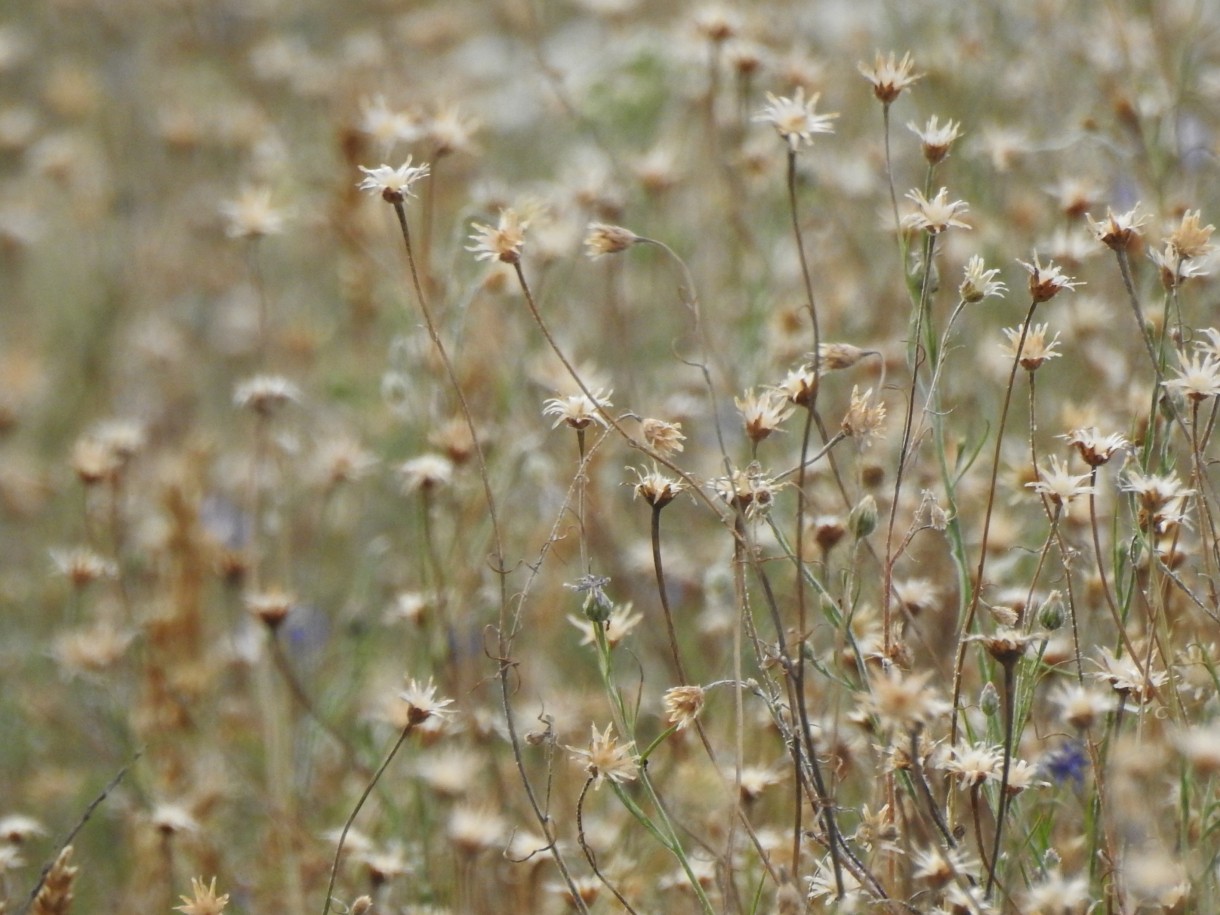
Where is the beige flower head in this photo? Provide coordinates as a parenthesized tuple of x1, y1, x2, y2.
(663, 685, 706, 731)
(841, 386, 886, 445)
(584, 222, 639, 257)
(908, 115, 961, 164)
(630, 466, 685, 509)
(543, 388, 613, 431)
(220, 186, 287, 239)
(175, 876, 229, 915)
(1169, 209, 1215, 261)
(640, 417, 686, 456)
(858, 51, 923, 104)
(357, 157, 431, 204)
(568, 723, 637, 788)
(901, 187, 970, 235)
(1086, 204, 1146, 252)
(736, 388, 795, 444)
(400, 677, 455, 726)
(959, 255, 1007, 303)
(754, 87, 838, 151)
(1019, 252, 1083, 303)
(467, 208, 527, 264)
(1001, 322, 1061, 371)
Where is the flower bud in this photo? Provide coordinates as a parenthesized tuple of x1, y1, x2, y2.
(980, 681, 1000, 717)
(1038, 590, 1065, 631)
(848, 495, 878, 539)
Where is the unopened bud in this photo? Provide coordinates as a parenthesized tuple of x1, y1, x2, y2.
(1038, 590, 1065, 631)
(848, 495, 878, 539)
(980, 681, 1000, 717)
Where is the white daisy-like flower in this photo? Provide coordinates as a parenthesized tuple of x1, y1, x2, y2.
(357, 157, 431, 203)
(754, 87, 838, 151)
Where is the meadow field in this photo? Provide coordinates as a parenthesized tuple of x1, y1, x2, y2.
(2, 0, 1219, 912)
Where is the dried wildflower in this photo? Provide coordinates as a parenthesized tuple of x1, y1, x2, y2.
(1168, 209, 1216, 260)
(357, 158, 430, 204)
(245, 587, 294, 630)
(568, 602, 643, 647)
(1000, 322, 1061, 371)
(772, 364, 818, 408)
(693, 5, 740, 42)
(219, 186, 286, 239)
(542, 388, 612, 431)
(151, 802, 200, 836)
(901, 187, 970, 235)
(1027, 455, 1096, 513)
(864, 667, 950, 730)
(736, 388, 795, 443)
(1022, 869, 1092, 914)
(399, 677, 454, 726)
(817, 342, 870, 370)
(640, 417, 685, 456)
(313, 436, 378, 487)
(907, 114, 961, 164)
(736, 765, 785, 803)
(912, 844, 979, 888)
(0, 814, 45, 844)
(1164, 349, 1220, 402)
(71, 434, 123, 484)
(359, 94, 422, 148)
(940, 741, 1002, 787)
(663, 685, 705, 731)
(712, 465, 781, 518)
(1149, 240, 1212, 288)
(175, 876, 228, 915)
(840, 385, 886, 445)
(50, 545, 117, 588)
(427, 104, 480, 157)
(447, 805, 504, 855)
(53, 620, 134, 674)
(958, 254, 1007, 303)
(568, 723, 637, 787)
(1051, 681, 1114, 731)
(1061, 427, 1127, 467)
(858, 51, 922, 104)
(1092, 647, 1167, 704)
(1086, 204, 1146, 252)
(1018, 253, 1083, 302)
(398, 454, 454, 494)
(972, 627, 1041, 666)
(233, 375, 300, 415)
(355, 841, 412, 884)
(1123, 470, 1192, 533)
(914, 489, 951, 530)
(412, 747, 482, 797)
(892, 578, 939, 616)
(583, 222, 638, 257)
(467, 208, 527, 264)
(630, 466, 684, 508)
(350, 896, 374, 915)
(1174, 722, 1220, 775)
(754, 87, 838, 151)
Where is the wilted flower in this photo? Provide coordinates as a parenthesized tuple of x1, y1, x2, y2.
(1086, 204, 1146, 252)
(568, 602, 643, 647)
(467, 208, 527, 263)
(400, 677, 455, 725)
(841, 386, 886, 445)
(398, 454, 454, 493)
(1051, 681, 1114, 731)
(233, 375, 300, 415)
(640, 417, 686, 456)
(630, 466, 685, 508)
(754, 87, 838, 151)
(901, 187, 970, 235)
(219, 187, 286, 239)
(959, 255, 1007, 303)
(568, 723, 637, 788)
(175, 877, 229, 915)
(1027, 455, 1095, 513)
(1019, 253, 1083, 302)
(1092, 647, 1167, 704)
(663, 685, 705, 731)
(863, 667, 950, 730)
(1123, 470, 1192, 533)
(1061, 427, 1127, 467)
(357, 158, 430, 204)
(583, 223, 638, 257)
(940, 741, 1003, 787)
(1163, 349, 1220, 402)
(1000, 323, 1061, 371)
(907, 114, 961, 164)
(542, 389, 612, 430)
(736, 388, 794, 444)
(772, 364, 819, 407)
(713, 466, 781, 518)
(1168, 209, 1215, 261)
(858, 51, 922, 104)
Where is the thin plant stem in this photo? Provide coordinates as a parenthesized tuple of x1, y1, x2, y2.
(950, 299, 1040, 745)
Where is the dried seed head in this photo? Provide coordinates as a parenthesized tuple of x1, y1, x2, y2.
(736, 388, 795, 443)
(467, 208, 527, 264)
(1019, 252, 1083, 303)
(640, 417, 686, 456)
(1086, 204, 1146, 252)
(663, 685, 705, 731)
(583, 222, 638, 257)
(907, 114, 961, 164)
(858, 51, 923, 104)
(630, 466, 685, 509)
(357, 157, 430, 204)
